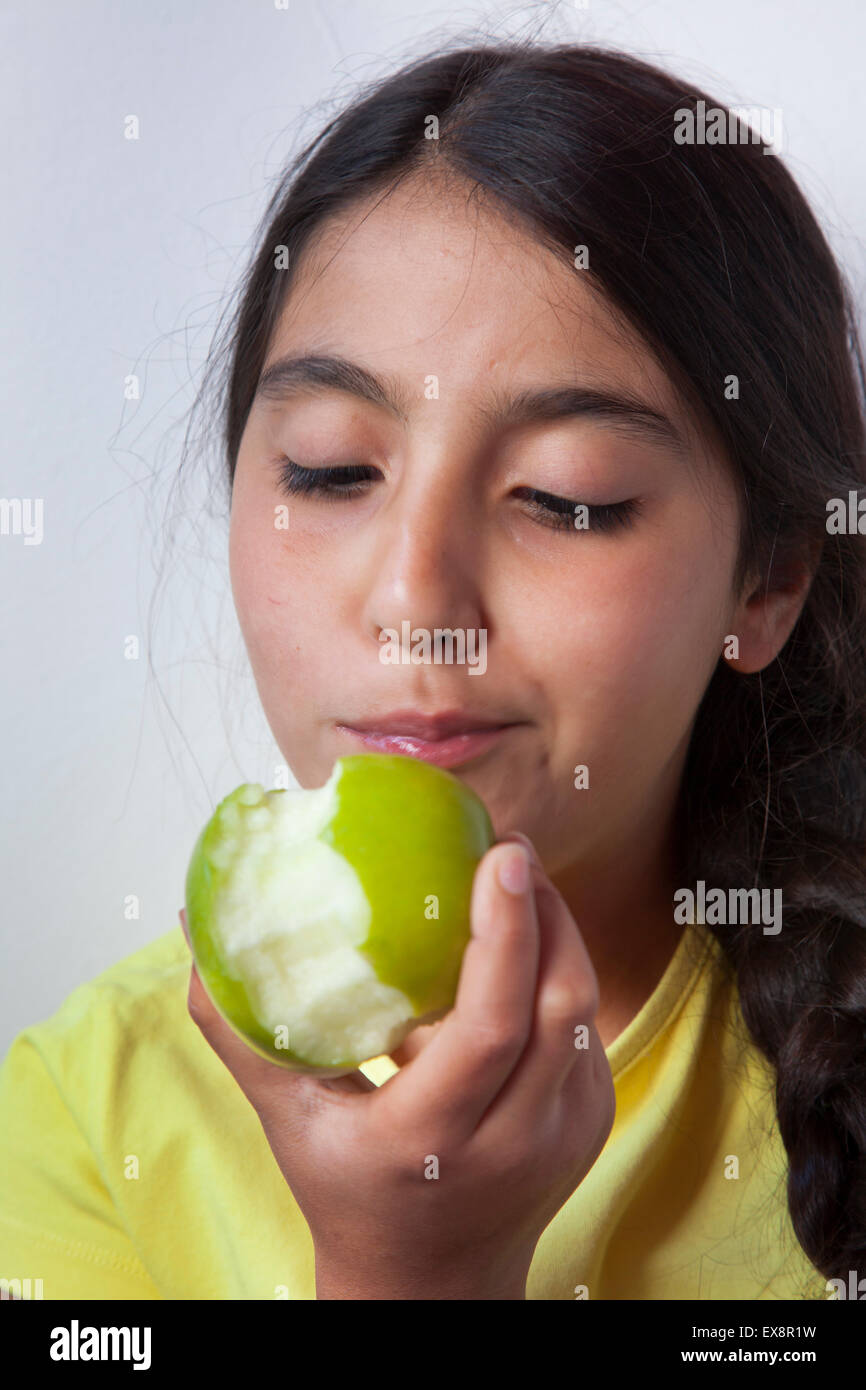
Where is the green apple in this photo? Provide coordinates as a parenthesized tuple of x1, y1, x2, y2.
(184, 753, 495, 1076)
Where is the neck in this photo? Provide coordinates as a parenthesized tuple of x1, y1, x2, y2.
(549, 797, 684, 1051)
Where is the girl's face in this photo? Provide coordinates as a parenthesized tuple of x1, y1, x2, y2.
(229, 177, 775, 887)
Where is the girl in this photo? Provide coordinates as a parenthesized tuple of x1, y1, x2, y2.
(2, 39, 865, 1301)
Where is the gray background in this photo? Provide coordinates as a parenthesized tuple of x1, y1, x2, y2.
(2, 0, 864, 1058)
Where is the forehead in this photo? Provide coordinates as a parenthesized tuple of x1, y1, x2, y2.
(268, 177, 670, 398)
(256, 174, 723, 473)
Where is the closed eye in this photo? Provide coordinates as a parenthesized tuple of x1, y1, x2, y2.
(275, 459, 374, 498)
(512, 486, 643, 533)
(274, 459, 643, 534)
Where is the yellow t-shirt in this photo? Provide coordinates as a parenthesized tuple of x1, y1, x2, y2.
(0, 920, 829, 1300)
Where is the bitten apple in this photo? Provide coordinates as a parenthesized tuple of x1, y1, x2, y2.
(184, 753, 495, 1075)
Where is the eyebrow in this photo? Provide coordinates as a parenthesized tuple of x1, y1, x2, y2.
(253, 352, 690, 458)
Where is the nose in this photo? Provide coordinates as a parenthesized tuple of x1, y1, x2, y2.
(358, 457, 487, 648)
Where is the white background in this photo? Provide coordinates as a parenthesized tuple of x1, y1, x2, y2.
(2, 0, 864, 1057)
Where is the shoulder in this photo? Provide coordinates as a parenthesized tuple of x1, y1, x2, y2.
(1, 927, 196, 1114)
(17, 925, 190, 1036)
(0, 928, 201, 1298)
(2, 925, 397, 1109)
(56, 924, 190, 1005)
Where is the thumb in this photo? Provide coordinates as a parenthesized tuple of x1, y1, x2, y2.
(497, 829, 542, 866)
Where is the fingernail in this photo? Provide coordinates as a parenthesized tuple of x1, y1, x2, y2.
(499, 830, 541, 867)
(498, 845, 530, 895)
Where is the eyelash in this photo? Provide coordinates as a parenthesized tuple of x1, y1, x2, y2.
(274, 458, 643, 534)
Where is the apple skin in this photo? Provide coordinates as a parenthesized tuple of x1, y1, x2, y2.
(184, 754, 495, 1075)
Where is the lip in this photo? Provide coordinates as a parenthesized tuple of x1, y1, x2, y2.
(335, 709, 520, 769)
(342, 708, 513, 739)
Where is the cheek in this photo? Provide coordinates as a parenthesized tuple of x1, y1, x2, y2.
(229, 484, 344, 729)
(228, 481, 303, 669)
(529, 530, 730, 742)
(229, 510, 276, 647)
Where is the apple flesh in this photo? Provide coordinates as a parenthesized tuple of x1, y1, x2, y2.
(184, 753, 495, 1075)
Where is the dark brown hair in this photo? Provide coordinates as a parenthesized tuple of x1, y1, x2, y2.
(191, 39, 866, 1282)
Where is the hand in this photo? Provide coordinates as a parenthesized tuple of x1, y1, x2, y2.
(180, 832, 616, 1300)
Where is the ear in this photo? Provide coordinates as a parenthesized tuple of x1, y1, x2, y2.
(724, 541, 820, 675)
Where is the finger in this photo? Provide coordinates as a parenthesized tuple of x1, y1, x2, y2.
(388, 1018, 443, 1068)
(378, 842, 540, 1140)
(496, 830, 541, 862)
(558, 1016, 617, 1170)
(472, 869, 602, 1138)
(381, 827, 542, 1074)
(178, 911, 377, 1107)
